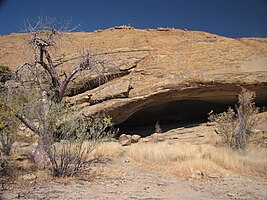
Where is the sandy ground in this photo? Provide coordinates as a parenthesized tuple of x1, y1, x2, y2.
(1, 115, 267, 200)
(1, 144, 267, 200)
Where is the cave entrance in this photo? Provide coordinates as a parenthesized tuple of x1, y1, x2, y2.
(118, 99, 237, 137)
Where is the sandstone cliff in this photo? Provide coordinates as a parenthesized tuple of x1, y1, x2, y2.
(1, 26, 267, 126)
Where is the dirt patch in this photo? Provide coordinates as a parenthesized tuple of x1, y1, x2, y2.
(2, 147, 267, 200)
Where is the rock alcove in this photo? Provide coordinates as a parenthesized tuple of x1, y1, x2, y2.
(118, 93, 267, 137)
(118, 99, 235, 137)
(1, 27, 266, 138)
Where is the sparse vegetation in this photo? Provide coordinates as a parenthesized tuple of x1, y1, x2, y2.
(3, 18, 109, 170)
(0, 91, 19, 156)
(50, 141, 121, 177)
(0, 66, 16, 156)
(0, 18, 117, 179)
(0, 154, 8, 191)
(128, 142, 267, 178)
(0, 65, 11, 86)
(49, 115, 116, 177)
(208, 88, 260, 150)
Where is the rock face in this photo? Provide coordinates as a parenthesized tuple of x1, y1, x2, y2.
(1, 27, 267, 127)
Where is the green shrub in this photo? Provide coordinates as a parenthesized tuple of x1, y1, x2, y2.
(0, 91, 19, 156)
(0, 65, 11, 84)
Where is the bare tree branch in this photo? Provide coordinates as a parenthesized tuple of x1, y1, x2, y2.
(11, 18, 109, 165)
(16, 113, 40, 135)
(37, 47, 61, 89)
(57, 67, 80, 102)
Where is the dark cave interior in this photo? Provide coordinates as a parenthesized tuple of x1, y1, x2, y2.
(118, 97, 266, 137)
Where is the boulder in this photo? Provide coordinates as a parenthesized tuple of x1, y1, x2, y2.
(119, 134, 132, 146)
(131, 134, 141, 143)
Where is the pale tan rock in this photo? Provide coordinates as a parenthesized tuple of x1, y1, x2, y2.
(119, 134, 132, 146)
(191, 170, 204, 179)
(251, 129, 263, 134)
(11, 142, 34, 160)
(20, 174, 37, 181)
(1, 27, 267, 126)
(149, 133, 165, 143)
(227, 193, 235, 197)
(131, 134, 141, 143)
(196, 133, 204, 137)
(206, 122, 216, 126)
(208, 173, 222, 178)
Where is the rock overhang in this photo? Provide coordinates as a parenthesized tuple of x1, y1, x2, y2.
(1, 27, 267, 127)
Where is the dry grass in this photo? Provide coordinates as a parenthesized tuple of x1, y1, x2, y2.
(53, 141, 123, 161)
(90, 142, 123, 160)
(90, 166, 124, 178)
(128, 142, 267, 178)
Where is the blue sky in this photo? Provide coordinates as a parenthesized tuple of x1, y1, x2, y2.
(0, 0, 267, 38)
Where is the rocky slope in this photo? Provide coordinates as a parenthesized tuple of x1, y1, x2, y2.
(1, 26, 267, 126)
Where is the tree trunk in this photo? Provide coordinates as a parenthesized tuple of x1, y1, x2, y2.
(32, 134, 53, 166)
(233, 112, 247, 151)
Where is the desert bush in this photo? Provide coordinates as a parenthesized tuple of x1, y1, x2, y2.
(6, 77, 116, 177)
(0, 126, 15, 156)
(8, 86, 116, 177)
(0, 151, 8, 190)
(0, 91, 19, 156)
(6, 84, 116, 177)
(0, 153, 7, 175)
(0, 65, 11, 85)
(49, 115, 116, 177)
(208, 88, 260, 150)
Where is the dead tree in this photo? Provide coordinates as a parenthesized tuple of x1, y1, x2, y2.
(11, 18, 106, 165)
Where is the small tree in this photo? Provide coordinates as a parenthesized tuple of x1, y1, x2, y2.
(209, 88, 260, 151)
(6, 18, 108, 166)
